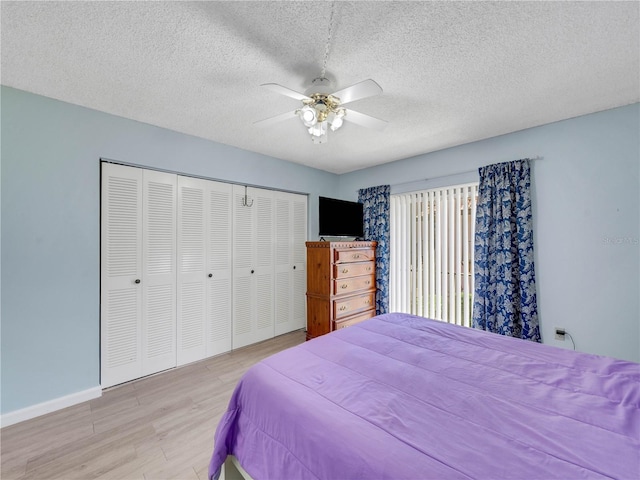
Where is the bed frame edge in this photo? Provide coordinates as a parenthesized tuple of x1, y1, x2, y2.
(221, 455, 254, 480)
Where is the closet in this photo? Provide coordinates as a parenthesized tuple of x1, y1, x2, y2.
(101, 163, 307, 388)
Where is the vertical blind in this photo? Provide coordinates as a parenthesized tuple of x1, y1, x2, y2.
(390, 183, 478, 327)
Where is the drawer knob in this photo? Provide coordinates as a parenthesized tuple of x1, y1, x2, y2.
(365, 300, 371, 304)
(367, 267, 371, 271)
(365, 280, 370, 285)
(339, 306, 347, 311)
(341, 284, 348, 289)
(342, 268, 349, 274)
(353, 254, 360, 259)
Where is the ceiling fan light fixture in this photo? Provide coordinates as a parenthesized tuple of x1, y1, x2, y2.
(308, 121, 327, 138)
(298, 105, 318, 127)
(311, 129, 328, 144)
(329, 108, 345, 131)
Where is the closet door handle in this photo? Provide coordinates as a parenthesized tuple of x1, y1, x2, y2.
(251, 270, 255, 274)
(293, 266, 296, 270)
(134, 279, 141, 284)
(208, 274, 213, 278)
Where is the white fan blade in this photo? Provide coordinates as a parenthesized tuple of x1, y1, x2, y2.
(254, 110, 298, 127)
(344, 109, 388, 131)
(261, 83, 311, 102)
(331, 79, 383, 105)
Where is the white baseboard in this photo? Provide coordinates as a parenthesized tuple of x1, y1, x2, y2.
(1, 386, 102, 428)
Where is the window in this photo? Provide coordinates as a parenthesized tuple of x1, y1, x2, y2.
(390, 183, 478, 327)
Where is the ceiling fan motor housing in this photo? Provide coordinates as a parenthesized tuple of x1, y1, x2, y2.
(306, 77, 334, 95)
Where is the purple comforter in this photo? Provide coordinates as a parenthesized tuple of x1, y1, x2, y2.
(209, 313, 639, 479)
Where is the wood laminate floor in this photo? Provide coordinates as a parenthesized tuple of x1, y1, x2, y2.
(1, 330, 306, 480)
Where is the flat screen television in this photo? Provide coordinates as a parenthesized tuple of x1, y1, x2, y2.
(319, 196, 364, 238)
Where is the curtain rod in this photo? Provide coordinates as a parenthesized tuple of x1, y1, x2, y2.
(392, 156, 543, 187)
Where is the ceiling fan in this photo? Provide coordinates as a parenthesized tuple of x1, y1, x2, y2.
(254, 77, 388, 144)
(255, 1, 386, 144)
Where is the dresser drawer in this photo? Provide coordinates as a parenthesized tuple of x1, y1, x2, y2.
(334, 248, 375, 264)
(334, 292, 375, 319)
(334, 261, 374, 279)
(334, 309, 376, 330)
(333, 275, 375, 296)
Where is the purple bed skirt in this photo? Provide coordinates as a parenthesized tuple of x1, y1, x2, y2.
(209, 313, 639, 479)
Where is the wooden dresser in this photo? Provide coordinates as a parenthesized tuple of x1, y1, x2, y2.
(305, 241, 377, 340)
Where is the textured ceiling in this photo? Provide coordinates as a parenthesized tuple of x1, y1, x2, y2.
(2, 1, 638, 174)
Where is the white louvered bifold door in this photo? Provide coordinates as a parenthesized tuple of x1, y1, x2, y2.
(274, 193, 292, 335)
(178, 177, 233, 365)
(254, 189, 275, 343)
(232, 185, 255, 349)
(291, 195, 308, 331)
(101, 163, 143, 388)
(141, 169, 177, 376)
(274, 191, 307, 336)
(177, 176, 207, 365)
(232, 185, 275, 349)
(205, 181, 232, 357)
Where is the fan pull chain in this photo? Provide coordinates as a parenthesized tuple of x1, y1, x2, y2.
(320, 0, 337, 80)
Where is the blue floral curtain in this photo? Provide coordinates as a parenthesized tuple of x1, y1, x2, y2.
(472, 159, 541, 342)
(358, 185, 390, 315)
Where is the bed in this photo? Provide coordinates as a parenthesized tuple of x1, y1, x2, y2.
(208, 313, 639, 479)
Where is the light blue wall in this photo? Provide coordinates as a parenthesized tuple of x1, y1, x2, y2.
(339, 103, 640, 363)
(1, 86, 338, 414)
